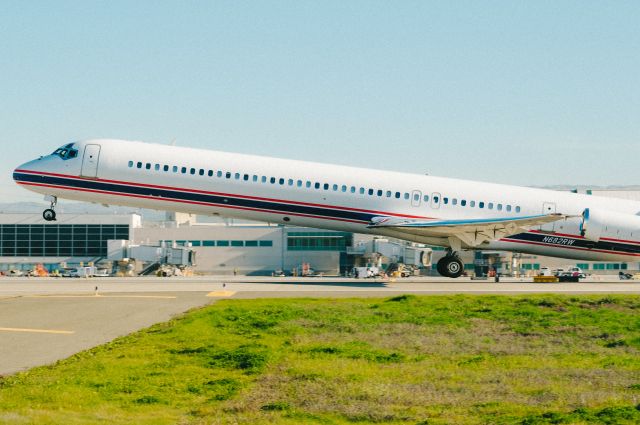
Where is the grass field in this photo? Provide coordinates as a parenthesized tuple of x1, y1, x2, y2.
(1, 295, 640, 424)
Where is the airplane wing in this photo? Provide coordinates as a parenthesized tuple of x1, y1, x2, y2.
(367, 213, 569, 249)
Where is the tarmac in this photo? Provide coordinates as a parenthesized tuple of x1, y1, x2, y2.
(1, 275, 639, 376)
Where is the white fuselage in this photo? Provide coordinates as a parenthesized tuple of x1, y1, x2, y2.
(13, 139, 640, 262)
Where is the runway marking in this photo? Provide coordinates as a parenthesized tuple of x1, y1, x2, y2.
(207, 290, 236, 297)
(0, 327, 74, 335)
(26, 295, 177, 299)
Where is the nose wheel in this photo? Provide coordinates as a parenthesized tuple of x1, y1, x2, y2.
(43, 196, 57, 221)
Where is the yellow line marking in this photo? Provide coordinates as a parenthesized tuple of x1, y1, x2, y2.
(0, 327, 75, 335)
(26, 295, 177, 299)
(207, 291, 236, 297)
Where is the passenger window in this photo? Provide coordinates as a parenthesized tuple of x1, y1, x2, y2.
(368, 188, 374, 196)
(288, 179, 294, 186)
(359, 188, 365, 194)
(279, 178, 285, 185)
(333, 184, 338, 191)
(155, 164, 160, 171)
(306, 181, 311, 188)
(461, 200, 466, 206)
(497, 204, 502, 211)
(181, 167, 187, 173)
(217, 171, 223, 178)
(146, 163, 151, 170)
(443, 197, 448, 204)
(253, 175, 258, 182)
(395, 192, 401, 199)
(470, 201, 475, 207)
(488, 203, 493, 210)
(208, 170, 214, 177)
(315, 182, 320, 189)
(413, 193, 420, 201)
(479, 201, 484, 208)
(190, 168, 196, 175)
(164, 165, 170, 172)
(226, 172, 232, 179)
(377, 189, 383, 196)
(128, 161, 134, 168)
(433, 196, 439, 203)
(350, 186, 356, 193)
(342, 185, 348, 192)
(199, 169, 204, 176)
(270, 177, 276, 184)
(235, 173, 241, 180)
(515, 206, 521, 213)
(323, 183, 329, 190)
(261, 176, 267, 183)
(452, 198, 458, 205)
(506, 205, 512, 212)
(404, 193, 410, 200)
(386, 190, 392, 197)
(297, 180, 303, 187)
(173, 166, 178, 173)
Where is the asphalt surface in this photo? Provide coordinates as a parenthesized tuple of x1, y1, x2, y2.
(1, 275, 639, 376)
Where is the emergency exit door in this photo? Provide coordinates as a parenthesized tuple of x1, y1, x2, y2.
(81, 144, 101, 178)
(541, 202, 556, 232)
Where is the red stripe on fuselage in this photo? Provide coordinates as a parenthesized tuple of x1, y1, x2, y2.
(16, 181, 368, 225)
(14, 169, 434, 221)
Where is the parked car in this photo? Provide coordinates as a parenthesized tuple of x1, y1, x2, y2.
(557, 267, 586, 279)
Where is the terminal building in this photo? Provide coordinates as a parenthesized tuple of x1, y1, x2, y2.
(0, 187, 639, 276)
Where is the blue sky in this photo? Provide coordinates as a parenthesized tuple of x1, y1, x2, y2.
(1, 1, 639, 201)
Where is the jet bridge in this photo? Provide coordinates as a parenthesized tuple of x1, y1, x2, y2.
(107, 240, 195, 267)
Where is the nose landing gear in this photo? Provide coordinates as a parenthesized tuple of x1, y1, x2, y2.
(43, 196, 57, 221)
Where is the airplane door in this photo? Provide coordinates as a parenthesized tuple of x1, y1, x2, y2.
(430, 192, 441, 209)
(541, 202, 556, 232)
(411, 190, 422, 207)
(81, 144, 101, 178)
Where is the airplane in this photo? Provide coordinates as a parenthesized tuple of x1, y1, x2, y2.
(13, 139, 640, 278)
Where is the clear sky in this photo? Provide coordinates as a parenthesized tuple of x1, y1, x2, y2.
(1, 1, 639, 201)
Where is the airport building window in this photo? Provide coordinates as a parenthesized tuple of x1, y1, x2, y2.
(231, 240, 244, 247)
(202, 240, 215, 247)
(0, 224, 129, 257)
(190, 240, 201, 247)
(259, 240, 273, 247)
(245, 240, 258, 247)
(217, 240, 230, 247)
(287, 232, 352, 251)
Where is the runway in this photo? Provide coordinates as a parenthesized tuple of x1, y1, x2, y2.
(1, 276, 639, 376)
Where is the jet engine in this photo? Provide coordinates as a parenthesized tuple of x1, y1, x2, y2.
(580, 208, 640, 242)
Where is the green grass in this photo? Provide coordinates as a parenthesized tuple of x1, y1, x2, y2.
(1, 295, 640, 424)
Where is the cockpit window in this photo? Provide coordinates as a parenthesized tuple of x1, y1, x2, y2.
(52, 143, 79, 160)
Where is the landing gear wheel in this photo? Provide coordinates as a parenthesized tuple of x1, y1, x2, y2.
(43, 208, 56, 221)
(437, 256, 464, 278)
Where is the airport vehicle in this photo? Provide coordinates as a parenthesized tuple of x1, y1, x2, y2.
(13, 139, 640, 278)
(557, 267, 586, 279)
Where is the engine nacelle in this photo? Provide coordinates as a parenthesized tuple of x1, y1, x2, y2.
(580, 208, 640, 243)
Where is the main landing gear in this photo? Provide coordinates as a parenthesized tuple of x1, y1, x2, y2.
(43, 196, 57, 221)
(436, 249, 464, 278)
